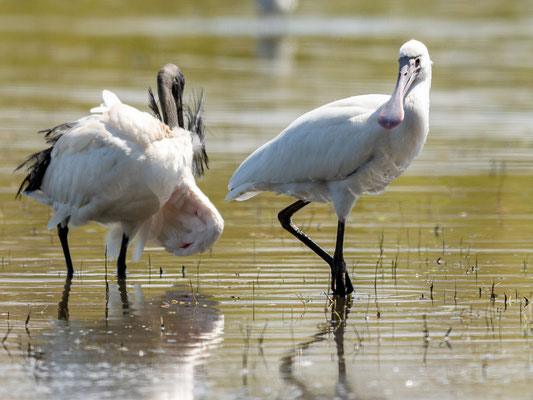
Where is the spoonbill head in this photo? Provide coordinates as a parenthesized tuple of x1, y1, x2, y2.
(378, 39, 432, 130)
(227, 40, 432, 296)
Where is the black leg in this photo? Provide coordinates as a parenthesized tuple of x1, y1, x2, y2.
(278, 201, 354, 295)
(332, 221, 354, 296)
(117, 234, 129, 278)
(57, 223, 74, 278)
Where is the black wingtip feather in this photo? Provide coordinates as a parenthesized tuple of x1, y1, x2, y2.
(187, 89, 205, 140)
(15, 147, 53, 198)
(15, 122, 73, 199)
(186, 89, 209, 177)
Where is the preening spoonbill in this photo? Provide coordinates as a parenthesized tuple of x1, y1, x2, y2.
(17, 64, 224, 278)
(227, 40, 432, 296)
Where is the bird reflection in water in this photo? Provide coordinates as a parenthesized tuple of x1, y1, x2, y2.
(57, 277, 72, 322)
(255, 0, 297, 77)
(33, 277, 224, 399)
(280, 296, 356, 399)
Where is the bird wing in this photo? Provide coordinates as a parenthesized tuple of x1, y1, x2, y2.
(41, 91, 184, 229)
(91, 90, 174, 145)
(42, 120, 160, 229)
(227, 94, 389, 197)
(142, 179, 224, 258)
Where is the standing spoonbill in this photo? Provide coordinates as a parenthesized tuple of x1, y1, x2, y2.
(227, 40, 432, 296)
(17, 64, 224, 278)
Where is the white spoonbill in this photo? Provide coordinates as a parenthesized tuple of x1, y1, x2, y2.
(227, 40, 432, 296)
(17, 64, 224, 278)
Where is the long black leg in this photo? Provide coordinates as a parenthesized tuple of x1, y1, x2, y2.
(117, 234, 129, 278)
(278, 200, 354, 295)
(332, 221, 354, 295)
(57, 223, 74, 278)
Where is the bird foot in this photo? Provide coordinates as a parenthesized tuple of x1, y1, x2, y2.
(331, 259, 354, 296)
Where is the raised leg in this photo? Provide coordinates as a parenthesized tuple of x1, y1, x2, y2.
(278, 201, 354, 295)
(278, 201, 333, 265)
(117, 234, 129, 278)
(57, 223, 74, 278)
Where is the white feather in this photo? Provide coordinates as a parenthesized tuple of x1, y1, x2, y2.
(90, 90, 122, 114)
(105, 224, 123, 260)
(147, 175, 224, 257)
(102, 89, 122, 107)
(132, 219, 151, 262)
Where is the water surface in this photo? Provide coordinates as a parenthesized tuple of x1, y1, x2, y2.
(1, 1, 533, 399)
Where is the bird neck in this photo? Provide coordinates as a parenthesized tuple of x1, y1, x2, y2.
(158, 83, 180, 129)
(404, 77, 431, 116)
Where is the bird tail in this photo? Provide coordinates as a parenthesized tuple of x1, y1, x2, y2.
(225, 183, 261, 201)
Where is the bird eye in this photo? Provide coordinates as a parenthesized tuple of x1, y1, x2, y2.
(415, 58, 421, 68)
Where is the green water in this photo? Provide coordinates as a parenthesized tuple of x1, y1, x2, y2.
(1, 1, 533, 399)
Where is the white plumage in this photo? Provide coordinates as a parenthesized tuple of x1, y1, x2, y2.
(18, 65, 223, 277)
(227, 40, 432, 295)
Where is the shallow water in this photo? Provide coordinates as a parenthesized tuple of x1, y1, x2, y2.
(1, 1, 533, 399)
